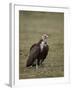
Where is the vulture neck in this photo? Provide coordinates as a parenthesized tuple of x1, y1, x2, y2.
(38, 39, 48, 52)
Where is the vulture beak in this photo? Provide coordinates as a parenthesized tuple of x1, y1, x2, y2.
(42, 34, 48, 40)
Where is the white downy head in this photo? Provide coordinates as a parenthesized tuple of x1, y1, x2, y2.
(42, 34, 48, 43)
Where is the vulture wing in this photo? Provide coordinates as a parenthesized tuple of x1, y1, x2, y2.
(26, 45, 40, 67)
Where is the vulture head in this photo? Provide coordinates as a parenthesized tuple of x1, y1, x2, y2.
(42, 34, 48, 43)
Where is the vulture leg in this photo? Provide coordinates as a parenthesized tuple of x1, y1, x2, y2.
(40, 59, 44, 65)
(36, 59, 38, 70)
(32, 61, 36, 66)
(37, 59, 41, 66)
(32, 59, 40, 66)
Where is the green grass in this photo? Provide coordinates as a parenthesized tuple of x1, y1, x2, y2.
(19, 11, 64, 79)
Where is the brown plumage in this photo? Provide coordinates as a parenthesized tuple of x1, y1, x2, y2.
(26, 34, 49, 68)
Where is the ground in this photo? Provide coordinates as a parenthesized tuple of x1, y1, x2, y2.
(19, 11, 64, 79)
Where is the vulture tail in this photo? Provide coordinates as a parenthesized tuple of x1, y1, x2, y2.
(26, 45, 40, 67)
(26, 53, 34, 67)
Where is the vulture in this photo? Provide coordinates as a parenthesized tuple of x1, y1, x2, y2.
(26, 34, 49, 69)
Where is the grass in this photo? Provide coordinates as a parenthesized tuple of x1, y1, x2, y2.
(19, 11, 64, 79)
